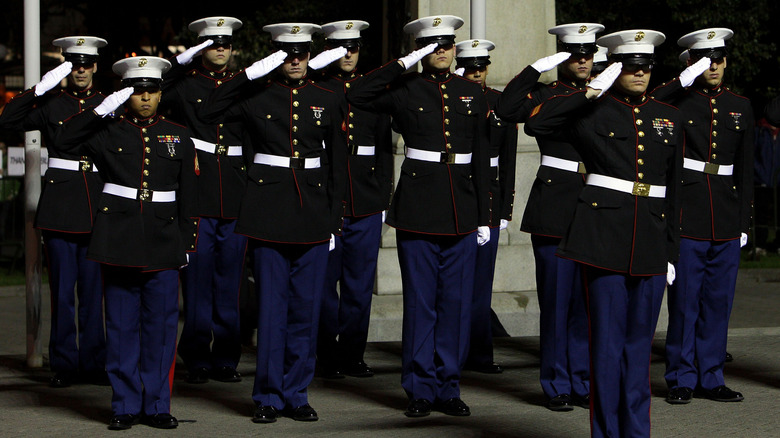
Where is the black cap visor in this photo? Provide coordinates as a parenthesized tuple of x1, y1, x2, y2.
(610, 53, 656, 65)
(416, 35, 456, 48)
(199, 35, 232, 47)
(122, 77, 163, 91)
(456, 56, 491, 69)
(273, 41, 311, 55)
(326, 38, 362, 50)
(590, 63, 608, 75)
(64, 53, 98, 66)
(689, 47, 727, 60)
(560, 42, 597, 55)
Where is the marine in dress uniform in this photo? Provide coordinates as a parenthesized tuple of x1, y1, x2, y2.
(347, 15, 491, 418)
(313, 20, 393, 379)
(0, 36, 108, 388)
(198, 24, 346, 423)
(652, 28, 753, 404)
(161, 16, 247, 385)
(454, 39, 517, 375)
(525, 30, 683, 437)
(56, 57, 198, 430)
(495, 23, 605, 411)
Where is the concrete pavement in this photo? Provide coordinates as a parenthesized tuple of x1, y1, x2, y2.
(1, 269, 779, 437)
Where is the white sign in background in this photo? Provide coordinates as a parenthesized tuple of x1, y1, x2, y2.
(6, 147, 48, 177)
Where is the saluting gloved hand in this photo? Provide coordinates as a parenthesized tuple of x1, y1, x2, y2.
(308, 46, 348, 71)
(94, 87, 134, 117)
(500, 219, 509, 231)
(740, 232, 748, 248)
(34, 62, 73, 96)
(667, 262, 676, 286)
(477, 226, 491, 246)
(245, 50, 287, 81)
(530, 51, 571, 73)
(176, 39, 213, 66)
(454, 67, 465, 77)
(679, 56, 712, 88)
(398, 43, 438, 70)
(586, 62, 622, 99)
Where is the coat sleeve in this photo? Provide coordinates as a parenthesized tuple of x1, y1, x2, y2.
(472, 92, 491, 227)
(665, 116, 685, 263)
(735, 104, 755, 234)
(649, 78, 686, 103)
(494, 66, 543, 123)
(0, 88, 49, 131)
(327, 94, 349, 235)
(197, 71, 251, 123)
(53, 109, 107, 155)
(346, 61, 406, 115)
(498, 120, 519, 221)
(523, 89, 590, 137)
(372, 113, 395, 209)
(177, 133, 200, 253)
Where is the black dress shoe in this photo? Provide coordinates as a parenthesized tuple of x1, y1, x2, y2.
(143, 413, 178, 429)
(546, 394, 574, 412)
(405, 399, 432, 417)
(186, 367, 210, 384)
(571, 393, 590, 409)
(696, 385, 744, 402)
(725, 352, 734, 362)
(50, 371, 77, 388)
(666, 387, 694, 404)
(108, 414, 140, 430)
(343, 361, 374, 378)
(252, 405, 279, 424)
(436, 398, 471, 416)
(211, 366, 242, 382)
(289, 404, 318, 421)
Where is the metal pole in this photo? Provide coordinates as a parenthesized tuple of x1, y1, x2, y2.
(470, 0, 487, 39)
(24, 0, 43, 368)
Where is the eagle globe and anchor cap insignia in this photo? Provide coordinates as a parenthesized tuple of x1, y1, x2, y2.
(707, 31, 716, 39)
(472, 40, 480, 48)
(635, 31, 645, 41)
(217, 18, 225, 27)
(76, 38, 86, 46)
(346, 22, 354, 30)
(579, 25, 588, 34)
(291, 25, 301, 34)
(433, 17, 442, 27)
(138, 58, 148, 67)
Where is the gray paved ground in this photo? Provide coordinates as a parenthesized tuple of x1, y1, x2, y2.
(1, 269, 779, 437)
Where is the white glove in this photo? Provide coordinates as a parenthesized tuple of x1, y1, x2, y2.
(679, 57, 711, 88)
(308, 46, 348, 71)
(454, 67, 465, 77)
(381, 210, 387, 223)
(245, 50, 287, 81)
(500, 219, 509, 231)
(587, 62, 622, 98)
(176, 39, 213, 65)
(329, 234, 336, 251)
(740, 232, 748, 248)
(530, 52, 571, 73)
(667, 262, 676, 286)
(35, 62, 73, 96)
(399, 43, 438, 70)
(94, 87, 134, 117)
(477, 226, 490, 246)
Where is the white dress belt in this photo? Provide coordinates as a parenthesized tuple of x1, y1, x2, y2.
(192, 138, 243, 156)
(490, 156, 499, 168)
(348, 145, 376, 156)
(540, 155, 586, 174)
(103, 183, 176, 202)
(683, 157, 733, 176)
(48, 157, 99, 172)
(586, 173, 666, 198)
(406, 147, 472, 164)
(253, 153, 321, 169)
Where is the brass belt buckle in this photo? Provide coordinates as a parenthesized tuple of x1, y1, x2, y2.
(632, 182, 650, 197)
(80, 156, 92, 172)
(138, 188, 152, 202)
(289, 156, 305, 169)
(577, 162, 587, 174)
(215, 144, 227, 155)
(703, 162, 719, 175)
(347, 143, 359, 155)
(441, 152, 456, 164)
